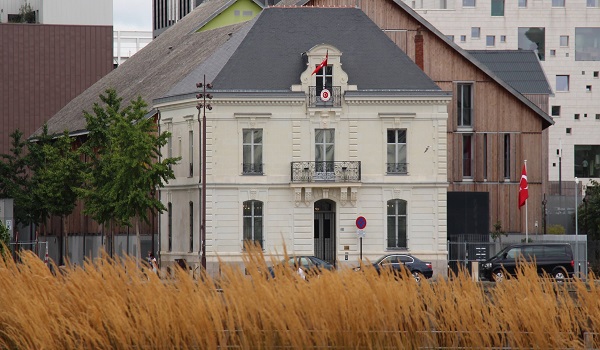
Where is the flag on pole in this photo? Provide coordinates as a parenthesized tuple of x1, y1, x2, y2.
(311, 51, 328, 75)
(519, 164, 529, 209)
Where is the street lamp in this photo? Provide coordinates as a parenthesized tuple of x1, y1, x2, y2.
(196, 75, 212, 270)
(575, 177, 579, 277)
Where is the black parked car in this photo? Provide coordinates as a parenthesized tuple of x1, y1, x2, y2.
(356, 254, 433, 282)
(268, 256, 335, 279)
(479, 243, 574, 282)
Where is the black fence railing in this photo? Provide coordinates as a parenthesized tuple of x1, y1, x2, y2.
(308, 86, 341, 108)
(387, 162, 408, 174)
(291, 161, 361, 183)
(242, 163, 263, 175)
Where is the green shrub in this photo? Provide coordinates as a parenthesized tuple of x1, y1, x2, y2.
(547, 224, 566, 235)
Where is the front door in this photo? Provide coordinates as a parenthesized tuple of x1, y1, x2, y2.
(314, 199, 336, 265)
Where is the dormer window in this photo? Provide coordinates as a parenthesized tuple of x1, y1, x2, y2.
(315, 66, 333, 96)
(302, 45, 346, 108)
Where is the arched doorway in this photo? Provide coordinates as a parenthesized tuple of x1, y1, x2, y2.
(314, 199, 336, 265)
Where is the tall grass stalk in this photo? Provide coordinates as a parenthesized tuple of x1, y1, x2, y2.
(0, 247, 597, 349)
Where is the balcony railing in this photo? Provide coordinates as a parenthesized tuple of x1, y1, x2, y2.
(308, 86, 341, 108)
(291, 161, 361, 183)
(387, 163, 408, 174)
(242, 163, 263, 175)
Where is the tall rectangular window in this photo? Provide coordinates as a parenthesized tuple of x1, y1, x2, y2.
(387, 129, 407, 174)
(575, 28, 600, 61)
(483, 134, 488, 180)
(189, 201, 194, 252)
(552, 0, 565, 7)
(556, 75, 570, 91)
(243, 129, 263, 175)
(463, 134, 473, 178)
(560, 35, 569, 47)
(387, 199, 407, 249)
(491, 0, 504, 16)
(315, 129, 335, 180)
(457, 83, 473, 127)
(189, 130, 193, 177)
(243, 200, 263, 248)
(504, 134, 511, 179)
(168, 202, 173, 252)
(519, 27, 545, 61)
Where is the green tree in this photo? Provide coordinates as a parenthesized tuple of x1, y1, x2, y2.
(0, 220, 10, 256)
(490, 221, 507, 243)
(578, 180, 600, 240)
(27, 125, 56, 234)
(79, 89, 179, 262)
(32, 130, 84, 264)
(0, 130, 33, 228)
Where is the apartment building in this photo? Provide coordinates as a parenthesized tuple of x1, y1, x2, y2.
(400, 0, 600, 189)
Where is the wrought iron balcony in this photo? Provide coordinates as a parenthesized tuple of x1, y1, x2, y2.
(386, 163, 408, 175)
(308, 86, 341, 108)
(242, 163, 263, 175)
(291, 161, 361, 183)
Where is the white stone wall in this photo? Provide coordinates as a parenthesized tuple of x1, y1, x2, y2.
(156, 44, 450, 277)
(402, 0, 600, 184)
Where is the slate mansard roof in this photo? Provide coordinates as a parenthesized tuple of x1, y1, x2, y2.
(35, 3, 446, 138)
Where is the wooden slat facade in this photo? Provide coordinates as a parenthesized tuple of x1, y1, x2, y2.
(1, 23, 121, 238)
(306, 0, 550, 234)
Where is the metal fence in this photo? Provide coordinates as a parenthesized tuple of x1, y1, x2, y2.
(10, 234, 157, 267)
(447, 234, 588, 279)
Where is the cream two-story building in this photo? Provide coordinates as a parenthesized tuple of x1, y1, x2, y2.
(153, 7, 451, 276)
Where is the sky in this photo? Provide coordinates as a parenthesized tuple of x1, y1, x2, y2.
(113, 0, 152, 32)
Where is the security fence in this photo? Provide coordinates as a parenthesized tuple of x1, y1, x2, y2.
(447, 234, 588, 279)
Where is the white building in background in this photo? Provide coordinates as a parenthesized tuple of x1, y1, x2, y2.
(0, 0, 111, 24)
(113, 30, 152, 67)
(402, 0, 600, 188)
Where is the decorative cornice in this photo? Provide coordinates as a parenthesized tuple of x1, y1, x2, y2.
(345, 98, 451, 105)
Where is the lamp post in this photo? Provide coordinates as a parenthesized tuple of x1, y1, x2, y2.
(196, 75, 212, 270)
(575, 177, 579, 277)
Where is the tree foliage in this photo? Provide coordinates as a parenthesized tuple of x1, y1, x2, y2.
(0, 130, 32, 227)
(0, 220, 10, 255)
(78, 89, 179, 259)
(578, 180, 600, 239)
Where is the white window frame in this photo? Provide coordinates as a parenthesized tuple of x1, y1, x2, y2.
(387, 199, 407, 249)
(387, 129, 407, 174)
(242, 129, 263, 175)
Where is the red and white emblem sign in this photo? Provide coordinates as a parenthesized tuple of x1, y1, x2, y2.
(320, 88, 331, 102)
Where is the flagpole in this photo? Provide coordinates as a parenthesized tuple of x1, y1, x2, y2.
(525, 160, 528, 242)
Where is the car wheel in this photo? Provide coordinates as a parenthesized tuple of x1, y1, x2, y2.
(553, 268, 567, 281)
(492, 269, 504, 282)
(412, 271, 422, 282)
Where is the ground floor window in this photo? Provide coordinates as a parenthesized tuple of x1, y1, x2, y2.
(243, 200, 263, 248)
(387, 199, 407, 249)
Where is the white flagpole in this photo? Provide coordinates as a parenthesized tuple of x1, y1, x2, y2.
(525, 160, 528, 242)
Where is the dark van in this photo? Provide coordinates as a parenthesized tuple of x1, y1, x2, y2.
(480, 243, 574, 282)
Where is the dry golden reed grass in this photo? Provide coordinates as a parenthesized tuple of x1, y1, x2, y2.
(1, 246, 599, 350)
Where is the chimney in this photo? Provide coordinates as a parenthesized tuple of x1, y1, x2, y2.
(414, 27, 424, 71)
